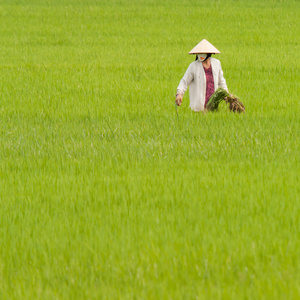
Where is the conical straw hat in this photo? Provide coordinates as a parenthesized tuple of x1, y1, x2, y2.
(189, 39, 221, 54)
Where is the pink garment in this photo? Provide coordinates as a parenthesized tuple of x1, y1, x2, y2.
(203, 65, 215, 108)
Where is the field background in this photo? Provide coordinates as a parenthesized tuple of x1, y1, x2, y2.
(0, 0, 299, 299)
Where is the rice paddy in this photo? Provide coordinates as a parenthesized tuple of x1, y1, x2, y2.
(0, 0, 299, 299)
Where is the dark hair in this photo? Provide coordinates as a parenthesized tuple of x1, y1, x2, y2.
(195, 53, 212, 61)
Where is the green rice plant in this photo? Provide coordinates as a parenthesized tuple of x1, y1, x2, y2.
(206, 88, 245, 113)
(206, 88, 230, 111)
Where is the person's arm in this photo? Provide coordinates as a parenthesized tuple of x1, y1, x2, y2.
(218, 62, 229, 92)
(176, 64, 194, 106)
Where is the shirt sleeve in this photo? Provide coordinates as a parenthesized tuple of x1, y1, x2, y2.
(177, 63, 194, 95)
(218, 62, 229, 92)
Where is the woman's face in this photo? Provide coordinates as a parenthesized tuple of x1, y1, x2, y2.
(197, 54, 207, 62)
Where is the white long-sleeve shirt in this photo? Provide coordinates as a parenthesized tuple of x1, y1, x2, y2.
(177, 57, 228, 111)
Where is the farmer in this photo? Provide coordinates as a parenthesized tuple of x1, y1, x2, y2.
(176, 39, 229, 112)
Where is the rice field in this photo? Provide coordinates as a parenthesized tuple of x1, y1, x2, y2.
(0, 0, 299, 299)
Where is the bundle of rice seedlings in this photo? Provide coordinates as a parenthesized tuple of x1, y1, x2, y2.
(224, 95, 245, 113)
(206, 88, 229, 111)
(206, 88, 245, 113)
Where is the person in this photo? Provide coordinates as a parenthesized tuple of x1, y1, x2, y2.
(175, 39, 229, 112)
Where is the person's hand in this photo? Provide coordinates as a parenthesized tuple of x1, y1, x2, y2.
(224, 94, 233, 100)
(175, 94, 183, 106)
